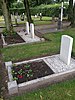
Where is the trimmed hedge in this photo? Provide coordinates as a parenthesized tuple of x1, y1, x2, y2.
(0, 4, 68, 17)
(30, 4, 68, 17)
(10, 8, 26, 15)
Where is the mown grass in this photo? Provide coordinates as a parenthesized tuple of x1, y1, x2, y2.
(0, 16, 52, 27)
(10, 79, 75, 100)
(1, 28, 75, 62)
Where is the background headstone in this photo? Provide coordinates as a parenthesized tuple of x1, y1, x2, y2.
(60, 35, 73, 65)
(30, 23, 35, 39)
(40, 13, 42, 21)
(26, 22, 29, 34)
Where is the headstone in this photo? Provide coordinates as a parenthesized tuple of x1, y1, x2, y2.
(35, 15, 37, 18)
(37, 13, 38, 17)
(30, 23, 35, 39)
(26, 22, 29, 34)
(40, 13, 42, 21)
(60, 35, 73, 65)
(1, 34, 7, 47)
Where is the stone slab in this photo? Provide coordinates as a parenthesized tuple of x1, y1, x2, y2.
(5, 61, 12, 69)
(7, 66, 13, 82)
(44, 54, 75, 73)
(8, 81, 18, 95)
(17, 32, 41, 43)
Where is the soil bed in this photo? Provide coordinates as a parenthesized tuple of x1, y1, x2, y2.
(12, 60, 54, 84)
(4, 33, 24, 44)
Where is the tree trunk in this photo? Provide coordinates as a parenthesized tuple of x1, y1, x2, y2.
(72, 3, 75, 27)
(0, 0, 13, 33)
(68, 0, 75, 27)
(24, 0, 33, 24)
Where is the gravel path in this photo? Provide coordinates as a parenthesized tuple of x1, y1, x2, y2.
(0, 21, 70, 34)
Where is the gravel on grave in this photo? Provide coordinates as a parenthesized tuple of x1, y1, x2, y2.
(12, 60, 54, 84)
(5, 33, 25, 44)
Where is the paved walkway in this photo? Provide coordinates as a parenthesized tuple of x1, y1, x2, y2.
(44, 54, 75, 74)
(0, 21, 70, 34)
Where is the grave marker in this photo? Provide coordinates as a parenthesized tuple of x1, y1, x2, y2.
(30, 23, 35, 39)
(26, 22, 29, 34)
(60, 35, 73, 65)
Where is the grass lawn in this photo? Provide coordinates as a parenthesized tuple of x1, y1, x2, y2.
(10, 79, 75, 100)
(0, 16, 52, 27)
(2, 28, 75, 62)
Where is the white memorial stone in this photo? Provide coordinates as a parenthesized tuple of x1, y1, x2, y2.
(60, 35, 73, 65)
(1, 34, 7, 46)
(26, 22, 29, 34)
(30, 23, 35, 39)
(8, 81, 18, 95)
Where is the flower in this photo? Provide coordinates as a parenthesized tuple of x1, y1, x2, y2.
(17, 75, 23, 79)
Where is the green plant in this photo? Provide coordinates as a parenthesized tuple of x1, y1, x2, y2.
(2, 29, 17, 36)
(28, 69, 32, 73)
(18, 69, 23, 75)
(13, 77, 18, 81)
(25, 65, 30, 69)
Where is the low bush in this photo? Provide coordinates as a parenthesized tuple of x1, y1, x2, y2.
(9, 4, 68, 17)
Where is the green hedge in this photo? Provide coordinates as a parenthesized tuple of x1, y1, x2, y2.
(30, 4, 68, 17)
(9, 4, 68, 17)
(10, 8, 26, 15)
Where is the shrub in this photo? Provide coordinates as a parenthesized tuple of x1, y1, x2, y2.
(9, 4, 68, 17)
(2, 29, 16, 36)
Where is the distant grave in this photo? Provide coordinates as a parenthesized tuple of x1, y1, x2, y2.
(17, 22, 45, 43)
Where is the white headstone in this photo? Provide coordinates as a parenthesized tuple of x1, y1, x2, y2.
(26, 22, 29, 34)
(40, 13, 42, 16)
(60, 35, 73, 65)
(30, 23, 35, 39)
(35, 15, 37, 18)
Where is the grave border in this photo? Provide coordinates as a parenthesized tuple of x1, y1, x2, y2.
(5, 55, 75, 95)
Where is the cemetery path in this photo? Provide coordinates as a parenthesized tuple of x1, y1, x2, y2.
(0, 21, 70, 34)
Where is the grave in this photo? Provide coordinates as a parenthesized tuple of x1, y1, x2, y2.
(40, 13, 42, 21)
(17, 22, 44, 43)
(57, 2, 65, 29)
(5, 35, 75, 95)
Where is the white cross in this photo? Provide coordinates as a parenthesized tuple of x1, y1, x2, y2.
(60, 2, 65, 22)
(73, 0, 75, 6)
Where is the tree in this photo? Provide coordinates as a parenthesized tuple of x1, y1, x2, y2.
(0, 0, 13, 33)
(68, 0, 75, 27)
(24, 0, 33, 23)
